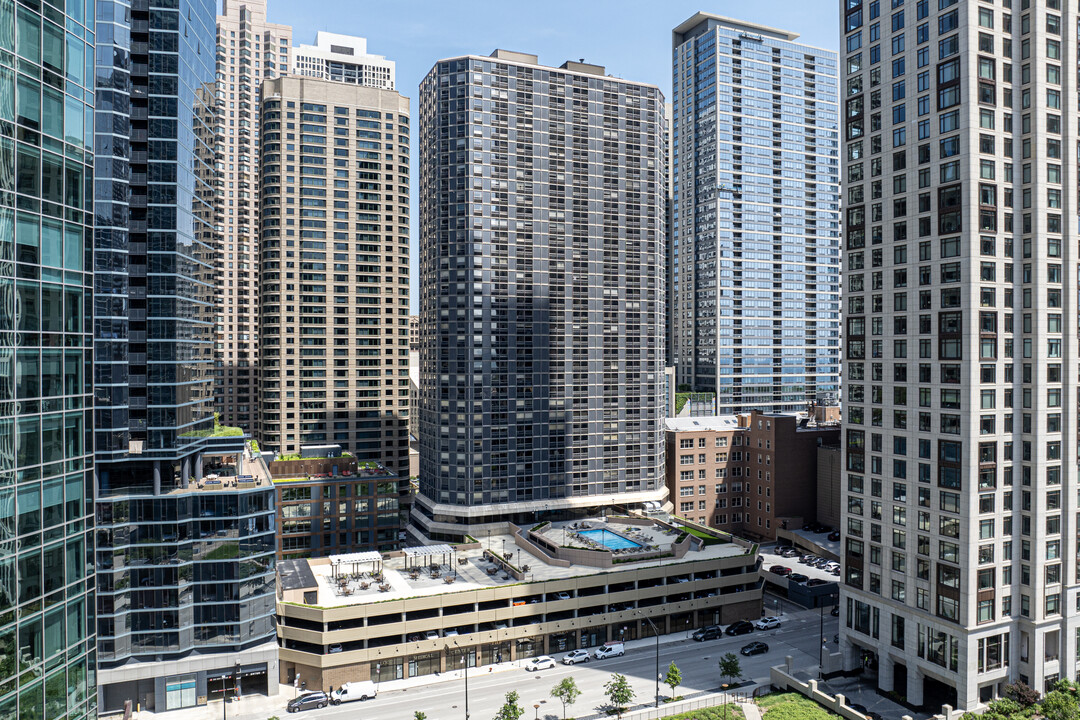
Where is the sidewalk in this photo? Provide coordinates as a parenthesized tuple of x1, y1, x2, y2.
(126, 607, 827, 720)
(126, 628, 709, 720)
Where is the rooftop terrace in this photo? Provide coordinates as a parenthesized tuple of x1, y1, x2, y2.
(286, 516, 751, 608)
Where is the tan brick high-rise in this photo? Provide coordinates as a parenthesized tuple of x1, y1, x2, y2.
(215, 0, 292, 431)
(258, 76, 411, 479)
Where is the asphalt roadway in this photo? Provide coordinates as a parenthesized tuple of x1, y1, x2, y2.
(241, 603, 837, 720)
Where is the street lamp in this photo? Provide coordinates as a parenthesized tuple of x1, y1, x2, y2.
(533, 702, 540, 720)
(638, 613, 661, 708)
(456, 646, 470, 720)
(817, 600, 831, 678)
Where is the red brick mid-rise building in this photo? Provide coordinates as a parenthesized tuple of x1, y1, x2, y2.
(665, 409, 840, 540)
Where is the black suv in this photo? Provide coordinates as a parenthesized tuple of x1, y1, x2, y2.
(725, 620, 755, 636)
(287, 692, 329, 713)
(692, 625, 723, 641)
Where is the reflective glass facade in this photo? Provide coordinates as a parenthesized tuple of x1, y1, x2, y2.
(417, 53, 667, 529)
(671, 14, 841, 414)
(93, 0, 274, 712)
(0, 0, 98, 717)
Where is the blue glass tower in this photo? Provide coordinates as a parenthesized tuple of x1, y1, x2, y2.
(93, 0, 278, 712)
(670, 13, 842, 414)
(0, 0, 98, 717)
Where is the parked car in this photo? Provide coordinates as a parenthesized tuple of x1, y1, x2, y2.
(443, 628, 459, 637)
(525, 656, 557, 671)
(768, 565, 791, 576)
(807, 578, 832, 587)
(810, 557, 830, 568)
(288, 692, 329, 713)
(831, 606, 841, 617)
(799, 554, 817, 564)
(331, 681, 377, 704)
(424, 630, 440, 640)
(755, 616, 781, 630)
(741, 641, 769, 656)
(781, 547, 801, 558)
(823, 561, 841, 571)
(594, 641, 625, 659)
(830, 567, 841, 576)
(725, 620, 755, 636)
(551, 591, 571, 601)
(774, 545, 794, 555)
(828, 530, 841, 542)
(328, 643, 342, 654)
(788, 573, 809, 584)
(693, 625, 723, 642)
(562, 649, 591, 665)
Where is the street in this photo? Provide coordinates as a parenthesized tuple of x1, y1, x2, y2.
(234, 604, 838, 720)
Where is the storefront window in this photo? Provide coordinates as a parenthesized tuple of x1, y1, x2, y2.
(165, 674, 197, 710)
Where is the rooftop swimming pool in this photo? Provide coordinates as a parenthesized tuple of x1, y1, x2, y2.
(579, 529, 642, 551)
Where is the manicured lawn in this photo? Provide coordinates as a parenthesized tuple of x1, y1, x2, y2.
(682, 526, 728, 545)
(661, 704, 745, 720)
(757, 692, 839, 720)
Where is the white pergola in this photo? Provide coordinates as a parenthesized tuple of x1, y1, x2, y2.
(402, 544, 456, 570)
(330, 551, 382, 579)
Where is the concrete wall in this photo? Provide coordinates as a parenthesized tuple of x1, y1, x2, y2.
(769, 660, 967, 720)
(816, 445, 842, 529)
(769, 662, 884, 720)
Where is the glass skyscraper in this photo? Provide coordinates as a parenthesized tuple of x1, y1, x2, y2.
(0, 0, 98, 717)
(93, 0, 277, 712)
(670, 13, 842, 414)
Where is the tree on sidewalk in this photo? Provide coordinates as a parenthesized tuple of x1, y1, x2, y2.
(414, 713, 427, 720)
(493, 689, 525, 720)
(718, 653, 742, 686)
(663, 661, 683, 700)
(550, 676, 581, 720)
(604, 673, 635, 720)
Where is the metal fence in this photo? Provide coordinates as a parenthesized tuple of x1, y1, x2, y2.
(608, 690, 751, 720)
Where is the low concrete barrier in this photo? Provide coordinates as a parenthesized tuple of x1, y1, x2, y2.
(769, 659, 885, 720)
(769, 658, 969, 720)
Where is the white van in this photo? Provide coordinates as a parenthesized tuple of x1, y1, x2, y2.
(594, 641, 625, 659)
(330, 680, 378, 704)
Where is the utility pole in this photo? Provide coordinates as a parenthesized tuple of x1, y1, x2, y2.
(818, 601, 826, 678)
(639, 613, 661, 708)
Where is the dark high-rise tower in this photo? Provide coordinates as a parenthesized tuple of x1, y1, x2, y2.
(416, 51, 667, 534)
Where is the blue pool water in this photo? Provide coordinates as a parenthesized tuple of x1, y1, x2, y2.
(579, 529, 642, 550)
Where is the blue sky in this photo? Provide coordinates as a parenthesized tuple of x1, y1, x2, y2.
(268, 0, 843, 311)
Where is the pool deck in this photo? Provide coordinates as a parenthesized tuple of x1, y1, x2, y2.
(295, 517, 749, 609)
(534, 518, 674, 555)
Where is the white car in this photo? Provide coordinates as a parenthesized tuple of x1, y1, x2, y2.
(562, 649, 591, 665)
(525, 656, 557, 671)
(754, 616, 782, 630)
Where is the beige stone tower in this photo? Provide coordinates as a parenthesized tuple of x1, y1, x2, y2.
(214, 0, 292, 432)
(258, 76, 412, 480)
